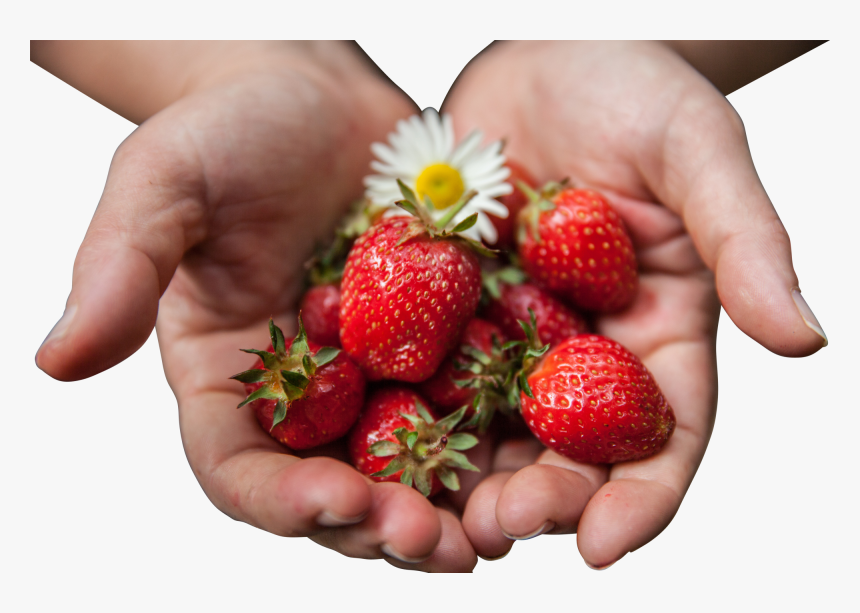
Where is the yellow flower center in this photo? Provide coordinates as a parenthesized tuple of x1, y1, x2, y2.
(415, 163, 465, 210)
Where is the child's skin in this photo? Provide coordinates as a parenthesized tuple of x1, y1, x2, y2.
(31, 40, 826, 572)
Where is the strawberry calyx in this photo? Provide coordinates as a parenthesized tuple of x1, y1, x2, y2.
(502, 308, 552, 405)
(516, 178, 571, 244)
(482, 265, 527, 301)
(368, 403, 479, 497)
(230, 316, 341, 430)
(394, 180, 497, 257)
(450, 333, 520, 433)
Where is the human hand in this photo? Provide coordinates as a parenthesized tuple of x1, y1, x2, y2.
(34, 42, 477, 572)
(441, 40, 827, 567)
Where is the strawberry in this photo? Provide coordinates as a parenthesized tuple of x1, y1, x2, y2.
(299, 284, 342, 348)
(231, 318, 365, 450)
(488, 160, 539, 250)
(517, 184, 638, 313)
(348, 387, 479, 497)
(417, 317, 511, 431)
(482, 267, 589, 347)
(339, 183, 486, 382)
(520, 334, 675, 464)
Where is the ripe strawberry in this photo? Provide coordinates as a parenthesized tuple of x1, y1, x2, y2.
(231, 318, 365, 450)
(348, 387, 479, 497)
(517, 185, 638, 313)
(417, 317, 511, 431)
(520, 334, 675, 464)
(299, 284, 342, 347)
(483, 267, 589, 347)
(488, 160, 538, 250)
(339, 184, 485, 382)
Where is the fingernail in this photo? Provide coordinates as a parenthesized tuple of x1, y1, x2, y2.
(380, 543, 431, 564)
(502, 520, 555, 541)
(585, 559, 616, 571)
(37, 305, 78, 363)
(791, 287, 828, 347)
(315, 510, 367, 527)
(478, 550, 511, 562)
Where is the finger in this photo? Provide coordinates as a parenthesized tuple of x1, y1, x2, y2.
(461, 471, 515, 561)
(383, 507, 478, 573)
(577, 338, 715, 569)
(36, 122, 205, 380)
(491, 436, 545, 473)
(311, 483, 441, 563)
(187, 389, 442, 561)
(185, 390, 373, 535)
(495, 453, 609, 540)
(599, 189, 705, 276)
(637, 85, 827, 356)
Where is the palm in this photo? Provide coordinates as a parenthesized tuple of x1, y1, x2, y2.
(441, 41, 723, 563)
(108, 65, 464, 564)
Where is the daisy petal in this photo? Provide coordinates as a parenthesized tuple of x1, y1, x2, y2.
(450, 130, 484, 167)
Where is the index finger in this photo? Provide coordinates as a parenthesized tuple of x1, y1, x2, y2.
(633, 72, 826, 356)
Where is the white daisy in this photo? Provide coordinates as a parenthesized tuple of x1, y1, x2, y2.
(363, 108, 513, 243)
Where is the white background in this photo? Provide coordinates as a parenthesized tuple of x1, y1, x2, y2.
(4, 5, 859, 612)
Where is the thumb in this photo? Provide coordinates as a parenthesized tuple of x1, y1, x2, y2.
(642, 87, 827, 357)
(36, 124, 204, 380)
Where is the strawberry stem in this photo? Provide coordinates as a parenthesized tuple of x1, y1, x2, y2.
(435, 190, 478, 230)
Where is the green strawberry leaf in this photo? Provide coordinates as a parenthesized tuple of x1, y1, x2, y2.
(496, 266, 527, 285)
(397, 178, 419, 203)
(435, 405, 467, 434)
(413, 399, 435, 425)
(372, 455, 409, 478)
(280, 370, 309, 390)
(399, 413, 425, 430)
(392, 427, 411, 446)
(271, 399, 287, 430)
(395, 198, 420, 219)
(414, 468, 432, 497)
(289, 315, 310, 358)
(519, 372, 534, 399)
(312, 347, 340, 369)
(229, 369, 270, 384)
(237, 384, 280, 409)
(435, 465, 460, 491)
(445, 432, 479, 451)
(439, 450, 480, 472)
(461, 345, 491, 365)
(400, 465, 415, 488)
(451, 213, 478, 233)
(269, 319, 286, 356)
(406, 431, 418, 451)
(239, 348, 278, 371)
(368, 440, 401, 457)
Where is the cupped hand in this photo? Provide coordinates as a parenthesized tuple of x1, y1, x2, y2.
(441, 41, 827, 567)
(35, 43, 477, 572)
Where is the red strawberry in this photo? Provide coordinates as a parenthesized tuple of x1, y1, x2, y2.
(483, 268, 589, 347)
(300, 284, 342, 347)
(520, 334, 675, 464)
(517, 185, 638, 313)
(348, 387, 479, 497)
(339, 185, 485, 382)
(417, 318, 511, 431)
(489, 160, 539, 250)
(231, 318, 365, 450)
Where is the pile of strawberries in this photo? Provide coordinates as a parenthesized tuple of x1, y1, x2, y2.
(232, 162, 676, 497)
